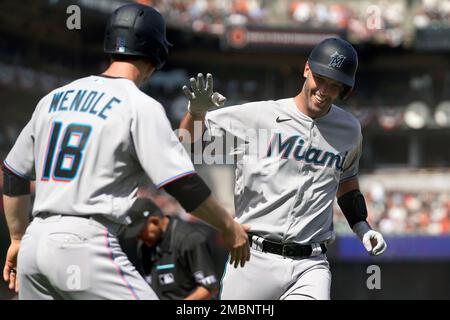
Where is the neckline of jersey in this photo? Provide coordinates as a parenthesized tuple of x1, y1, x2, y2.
(289, 97, 334, 122)
(95, 74, 128, 80)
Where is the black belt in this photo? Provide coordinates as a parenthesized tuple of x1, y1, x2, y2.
(248, 233, 327, 257)
(35, 212, 125, 235)
(37, 212, 93, 219)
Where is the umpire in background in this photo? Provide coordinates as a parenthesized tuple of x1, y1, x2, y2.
(120, 198, 221, 300)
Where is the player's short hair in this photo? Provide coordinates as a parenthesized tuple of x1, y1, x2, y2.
(110, 54, 155, 67)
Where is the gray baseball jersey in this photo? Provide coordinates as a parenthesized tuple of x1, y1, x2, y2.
(4, 75, 194, 224)
(205, 97, 362, 244)
(6, 75, 196, 300)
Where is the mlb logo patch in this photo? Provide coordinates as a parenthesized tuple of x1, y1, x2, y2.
(328, 51, 346, 68)
(115, 37, 126, 53)
(158, 273, 175, 285)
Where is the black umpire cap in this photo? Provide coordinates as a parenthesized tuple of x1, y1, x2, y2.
(122, 197, 164, 239)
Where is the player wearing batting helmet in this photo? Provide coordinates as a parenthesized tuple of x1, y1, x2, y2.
(179, 38, 387, 300)
(2, 3, 249, 300)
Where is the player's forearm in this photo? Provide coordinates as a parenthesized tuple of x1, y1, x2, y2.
(337, 177, 370, 230)
(190, 195, 234, 234)
(184, 286, 216, 300)
(3, 195, 31, 241)
(179, 112, 205, 144)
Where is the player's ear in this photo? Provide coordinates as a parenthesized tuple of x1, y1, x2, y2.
(303, 62, 310, 78)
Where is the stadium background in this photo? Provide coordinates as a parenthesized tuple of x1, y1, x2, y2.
(0, 0, 449, 299)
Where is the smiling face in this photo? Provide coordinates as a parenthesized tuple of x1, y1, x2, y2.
(298, 62, 345, 118)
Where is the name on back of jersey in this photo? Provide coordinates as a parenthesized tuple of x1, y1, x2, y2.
(48, 89, 121, 120)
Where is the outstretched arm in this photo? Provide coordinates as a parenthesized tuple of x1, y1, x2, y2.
(179, 111, 205, 144)
(162, 173, 250, 268)
(190, 195, 250, 268)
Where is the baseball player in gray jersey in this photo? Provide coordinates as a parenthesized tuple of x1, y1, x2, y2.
(2, 4, 249, 300)
(179, 38, 387, 300)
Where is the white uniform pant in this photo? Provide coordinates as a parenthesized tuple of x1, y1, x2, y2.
(220, 248, 331, 300)
(17, 214, 158, 300)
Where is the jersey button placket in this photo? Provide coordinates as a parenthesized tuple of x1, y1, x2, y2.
(295, 122, 314, 203)
(283, 121, 314, 241)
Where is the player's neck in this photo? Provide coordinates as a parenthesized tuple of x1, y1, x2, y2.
(294, 92, 312, 118)
(102, 61, 154, 86)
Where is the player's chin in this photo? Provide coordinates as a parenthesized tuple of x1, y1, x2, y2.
(308, 96, 330, 114)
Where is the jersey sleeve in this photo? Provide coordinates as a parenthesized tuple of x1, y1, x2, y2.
(3, 104, 42, 180)
(204, 102, 261, 140)
(340, 129, 362, 182)
(182, 232, 219, 291)
(203, 102, 261, 158)
(131, 102, 195, 188)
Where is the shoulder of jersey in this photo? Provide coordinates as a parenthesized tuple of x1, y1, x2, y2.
(40, 77, 84, 100)
(34, 77, 87, 110)
(39, 76, 102, 101)
(211, 99, 274, 113)
(128, 86, 166, 114)
(242, 100, 276, 108)
(44, 76, 165, 113)
(330, 104, 361, 131)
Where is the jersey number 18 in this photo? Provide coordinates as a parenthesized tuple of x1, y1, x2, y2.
(41, 122, 92, 181)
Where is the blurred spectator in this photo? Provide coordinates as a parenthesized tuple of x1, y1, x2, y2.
(414, 0, 450, 29)
(334, 188, 450, 235)
(149, 0, 411, 46)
